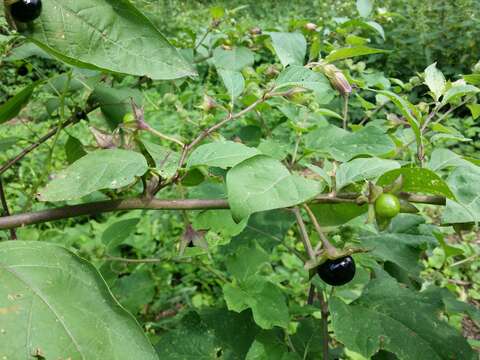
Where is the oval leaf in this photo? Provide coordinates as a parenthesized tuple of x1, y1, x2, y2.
(26, 0, 195, 80)
(188, 141, 260, 169)
(0, 241, 157, 359)
(226, 155, 321, 219)
(38, 149, 148, 202)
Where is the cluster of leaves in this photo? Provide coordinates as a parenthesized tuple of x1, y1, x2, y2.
(0, 0, 480, 359)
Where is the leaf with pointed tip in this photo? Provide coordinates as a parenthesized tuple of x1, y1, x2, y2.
(0, 81, 41, 124)
(424, 63, 446, 101)
(326, 46, 388, 62)
(268, 32, 307, 67)
(188, 141, 260, 169)
(25, 0, 195, 80)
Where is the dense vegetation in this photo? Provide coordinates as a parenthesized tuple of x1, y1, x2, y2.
(1, 0, 479, 359)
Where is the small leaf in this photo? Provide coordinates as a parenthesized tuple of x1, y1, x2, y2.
(218, 69, 245, 101)
(467, 103, 480, 120)
(142, 140, 180, 179)
(188, 141, 260, 169)
(356, 0, 374, 17)
(226, 155, 321, 219)
(65, 135, 87, 164)
(424, 63, 446, 101)
(325, 46, 388, 62)
(0, 81, 41, 124)
(213, 47, 254, 71)
(441, 84, 480, 106)
(38, 149, 148, 202)
(268, 32, 307, 67)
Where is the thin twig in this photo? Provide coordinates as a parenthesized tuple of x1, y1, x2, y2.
(0, 105, 96, 176)
(103, 256, 163, 263)
(292, 207, 316, 260)
(0, 178, 16, 240)
(319, 290, 330, 360)
(307, 284, 315, 305)
(303, 204, 337, 257)
(342, 94, 349, 130)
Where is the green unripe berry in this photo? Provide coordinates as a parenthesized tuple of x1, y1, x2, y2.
(375, 193, 401, 219)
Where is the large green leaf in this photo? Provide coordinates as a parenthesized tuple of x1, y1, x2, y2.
(25, 0, 195, 80)
(38, 149, 148, 202)
(225, 243, 269, 281)
(188, 141, 260, 169)
(336, 158, 400, 190)
(268, 32, 307, 67)
(226, 155, 321, 219)
(441, 84, 479, 106)
(213, 47, 254, 71)
(325, 46, 388, 62)
(377, 167, 455, 199)
(311, 203, 368, 227)
(330, 276, 476, 360)
(0, 241, 157, 359)
(427, 148, 475, 171)
(218, 69, 245, 101)
(305, 124, 395, 162)
(0, 81, 41, 124)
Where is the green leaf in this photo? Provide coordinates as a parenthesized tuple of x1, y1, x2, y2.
(112, 269, 155, 314)
(339, 19, 385, 40)
(193, 209, 247, 238)
(0, 137, 19, 152)
(38, 149, 148, 202)
(65, 135, 87, 164)
(290, 318, 325, 359)
(442, 166, 480, 223)
(360, 233, 435, 276)
(268, 32, 307, 67)
(424, 63, 446, 101)
(225, 244, 269, 281)
(142, 140, 180, 179)
(0, 241, 157, 359)
(377, 167, 455, 199)
(26, 0, 195, 80)
(467, 103, 480, 120)
(246, 330, 294, 360)
(427, 148, 475, 171)
(330, 277, 476, 360)
(275, 65, 333, 102)
(336, 158, 400, 190)
(463, 74, 480, 85)
(155, 312, 222, 359)
(4, 42, 51, 61)
(188, 141, 260, 169)
(305, 124, 395, 162)
(325, 46, 388, 62)
(223, 276, 289, 329)
(226, 155, 321, 219)
(218, 69, 245, 101)
(0, 81, 41, 124)
(377, 90, 421, 149)
(356, 0, 374, 17)
(213, 47, 254, 71)
(102, 218, 140, 249)
(441, 84, 479, 106)
(89, 85, 143, 129)
(311, 203, 368, 227)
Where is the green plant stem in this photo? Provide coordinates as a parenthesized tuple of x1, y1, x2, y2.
(307, 284, 315, 305)
(292, 207, 316, 260)
(303, 204, 337, 257)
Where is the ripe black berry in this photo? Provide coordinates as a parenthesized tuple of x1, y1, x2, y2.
(10, 0, 42, 23)
(16, 65, 29, 76)
(317, 256, 356, 286)
(75, 110, 87, 120)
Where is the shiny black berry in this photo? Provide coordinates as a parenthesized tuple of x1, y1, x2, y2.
(75, 110, 87, 120)
(10, 0, 42, 23)
(317, 256, 356, 286)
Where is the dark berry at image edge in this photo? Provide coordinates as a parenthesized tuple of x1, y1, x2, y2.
(16, 65, 29, 76)
(10, 0, 42, 23)
(317, 256, 356, 286)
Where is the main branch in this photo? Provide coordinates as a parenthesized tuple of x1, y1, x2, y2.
(0, 192, 446, 231)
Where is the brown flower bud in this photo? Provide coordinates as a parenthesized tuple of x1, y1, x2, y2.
(323, 64, 352, 95)
(305, 22, 318, 31)
(249, 27, 262, 35)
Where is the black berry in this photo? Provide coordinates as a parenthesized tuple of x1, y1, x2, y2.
(75, 110, 87, 120)
(16, 65, 29, 76)
(317, 256, 356, 286)
(10, 0, 42, 23)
